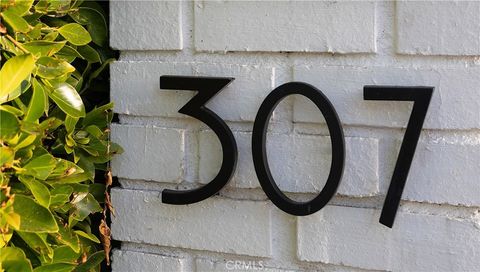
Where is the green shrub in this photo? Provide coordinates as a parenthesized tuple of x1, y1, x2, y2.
(0, 1, 121, 271)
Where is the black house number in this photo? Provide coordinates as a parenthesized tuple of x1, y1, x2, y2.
(160, 75, 434, 228)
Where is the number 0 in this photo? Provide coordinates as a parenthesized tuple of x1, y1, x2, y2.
(252, 82, 345, 216)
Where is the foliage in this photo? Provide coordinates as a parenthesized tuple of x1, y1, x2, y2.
(0, 1, 120, 271)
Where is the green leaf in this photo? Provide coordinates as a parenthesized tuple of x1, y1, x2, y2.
(14, 133, 37, 150)
(23, 12, 43, 24)
(0, 110, 20, 140)
(20, 120, 42, 135)
(25, 79, 47, 122)
(87, 58, 114, 83)
(6, 0, 34, 16)
(51, 246, 81, 264)
(69, 7, 107, 46)
(73, 131, 89, 144)
(72, 251, 104, 272)
(58, 23, 91, 46)
(49, 159, 84, 179)
(1, 76, 31, 104)
(76, 45, 100, 63)
(0, 247, 33, 272)
(33, 0, 68, 16)
(70, 192, 101, 222)
(64, 115, 78, 134)
(15, 147, 35, 166)
(41, 84, 50, 115)
(12, 195, 58, 233)
(0, 54, 35, 101)
(82, 102, 113, 127)
(50, 185, 73, 206)
(79, 1, 106, 18)
(18, 175, 51, 207)
(46, 89, 79, 120)
(77, 156, 94, 181)
(74, 230, 100, 243)
(38, 118, 61, 132)
(0, 146, 15, 166)
(88, 183, 105, 203)
(54, 219, 80, 253)
(0, 36, 22, 56)
(14, 97, 28, 113)
(48, 83, 85, 118)
(0, 105, 24, 116)
(23, 41, 66, 57)
(70, 0, 84, 9)
(89, 142, 123, 164)
(43, 31, 59, 41)
(30, 144, 48, 156)
(2, 8, 30, 32)
(22, 153, 56, 180)
(35, 57, 75, 79)
(65, 78, 80, 94)
(28, 23, 43, 40)
(17, 231, 53, 259)
(56, 45, 83, 62)
(34, 263, 75, 272)
(45, 0, 70, 16)
(47, 173, 90, 184)
(5, 212, 21, 231)
(84, 125, 102, 138)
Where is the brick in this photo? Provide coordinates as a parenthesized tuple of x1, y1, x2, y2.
(194, 1, 376, 53)
(404, 139, 480, 206)
(111, 189, 272, 257)
(293, 66, 480, 129)
(199, 131, 379, 197)
(396, 1, 480, 55)
(110, 1, 182, 50)
(111, 124, 184, 182)
(297, 205, 480, 271)
(111, 62, 274, 121)
(112, 250, 186, 272)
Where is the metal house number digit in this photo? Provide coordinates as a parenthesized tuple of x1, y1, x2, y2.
(160, 76, 238, 205)
(251, 82, 345, 216)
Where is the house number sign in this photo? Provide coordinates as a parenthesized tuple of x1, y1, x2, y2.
(159, 75, 434, 228)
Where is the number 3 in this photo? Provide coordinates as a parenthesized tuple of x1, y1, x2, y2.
(160, 76, 238, 204)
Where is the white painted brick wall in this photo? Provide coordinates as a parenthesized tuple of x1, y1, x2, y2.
(293, 66, 480, 129)
(194, 1, 376, 53)
(198, 131, 379, 197)
(110, 124, 185, 182)
(404, 139, 480, 206)
(111, 62, 274, 122)
(110, 1, 182, 50)
(111, 189, 272, 257)
(110, 1, 480, 271)
(396, 1, 480, 55)
(297, 205, 480, 271)
(112, 250, 186, 272)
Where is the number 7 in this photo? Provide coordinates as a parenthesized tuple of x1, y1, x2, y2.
(364, 86, 434, 228)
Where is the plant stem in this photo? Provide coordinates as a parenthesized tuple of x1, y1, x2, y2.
(5, 35, 29, 54)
